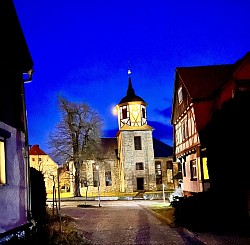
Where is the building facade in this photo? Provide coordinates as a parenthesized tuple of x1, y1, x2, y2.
(0, 0, 34, 241)
(29, 145, 58, 194)
(171, 52, 250, 218)
(66, 74, 177, 196)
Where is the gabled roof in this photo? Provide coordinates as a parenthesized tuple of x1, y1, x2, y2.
(0, 0, 33, 71)
(29, 145, 47, 155)
(176, 52, 250, 100)
(153, 138, 173, 158)
(100, 137, 118, 156)
(176, 65, 234, 100)
(100, 137, 172, 158)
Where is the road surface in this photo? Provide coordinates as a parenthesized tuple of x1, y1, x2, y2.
(59, 200, 204, 245)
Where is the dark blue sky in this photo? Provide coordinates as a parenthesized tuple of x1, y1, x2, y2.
(13, 0, 250, 153)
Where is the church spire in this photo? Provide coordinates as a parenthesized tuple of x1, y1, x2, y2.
(127, 77, 135, 97)
(126, 65, 136, 97)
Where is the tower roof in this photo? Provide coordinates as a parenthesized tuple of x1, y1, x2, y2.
(119, 77, 146, 104)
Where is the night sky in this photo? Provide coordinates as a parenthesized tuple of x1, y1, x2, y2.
(13, 0, 250, 153)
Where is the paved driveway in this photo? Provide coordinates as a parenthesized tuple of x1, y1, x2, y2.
(59, 200, 204, 245)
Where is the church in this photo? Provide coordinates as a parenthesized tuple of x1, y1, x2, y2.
(63, 74, 179, 196)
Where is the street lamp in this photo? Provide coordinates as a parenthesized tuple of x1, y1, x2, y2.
(162, 183, 166, 204)
(96, 165, 101, 207)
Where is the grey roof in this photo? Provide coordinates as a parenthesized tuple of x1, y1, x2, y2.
(100, 137, 172, 158)
(153, 138, 173, 158)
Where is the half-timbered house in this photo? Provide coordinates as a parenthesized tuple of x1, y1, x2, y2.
(171, 52, 250, 220)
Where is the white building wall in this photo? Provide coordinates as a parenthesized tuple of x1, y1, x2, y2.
(0, 122, 28, 233)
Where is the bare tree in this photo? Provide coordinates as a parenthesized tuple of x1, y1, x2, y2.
(48, 96, 103, 197)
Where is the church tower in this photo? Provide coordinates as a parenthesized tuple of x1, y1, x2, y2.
(116, 72, 156, 193)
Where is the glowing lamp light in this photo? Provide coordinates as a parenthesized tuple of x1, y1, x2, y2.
(112, 106, 118, 116)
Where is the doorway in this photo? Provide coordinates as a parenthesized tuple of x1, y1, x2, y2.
(137, 177, 144, 191)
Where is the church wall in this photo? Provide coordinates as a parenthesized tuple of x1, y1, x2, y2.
(120, 130, 156, 192)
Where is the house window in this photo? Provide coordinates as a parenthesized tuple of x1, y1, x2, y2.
(167, 161, 173, 169)
(177, 86, 183, 104)
(0, 140, 6, 184)
(181, 118, 189, 141)
(155, 161, 162, 184)
(183, 161, 186, 177)
(105, 163, 112, 186)
(167, 160, 173, 183)
(32, 158, 35, 161)
(202, 157, 209, 180)
(136, 162, 144, 170)
(105, 171, 112, 186)
(134, 136, 142, 150)
(190, 159, 197, 180)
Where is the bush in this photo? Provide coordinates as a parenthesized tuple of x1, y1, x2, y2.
(173, 191, 250, 233)
(174, 192, 216, 232)
(46, 208, 90, 245)
(30, 167, 47, 225)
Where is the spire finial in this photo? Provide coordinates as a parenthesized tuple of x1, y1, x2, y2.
(127, 60, 131, 77)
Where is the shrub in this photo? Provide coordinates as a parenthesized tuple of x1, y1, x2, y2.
(46, 208, 90, 245)
(30, 167, 47, 225)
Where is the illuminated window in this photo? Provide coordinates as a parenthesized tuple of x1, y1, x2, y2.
(136, 162, 144, 170)
(0, 129, 10, 185)
(190, 159, 197, 180)
(134, 136, 142, 150)
(202, 157, 209, 180)
(178, 86, 183, 104)
(155, 161, 162, 184)
(0, 140, 6, 184)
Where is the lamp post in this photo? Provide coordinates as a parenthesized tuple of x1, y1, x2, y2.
(96, 165, 101, 207)
(162, 183, 166, 204)
(57, 168, 60, 210)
